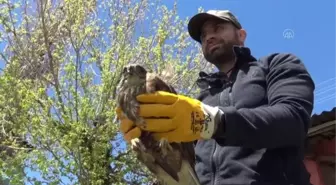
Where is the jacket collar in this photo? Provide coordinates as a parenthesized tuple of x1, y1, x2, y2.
(196, 46, 257, 89)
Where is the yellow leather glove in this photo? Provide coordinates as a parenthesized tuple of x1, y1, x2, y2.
(116, 107, 142, 143)
(136, 91, 220, 142)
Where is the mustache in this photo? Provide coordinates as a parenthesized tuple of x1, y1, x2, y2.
(206, 39, 226, 49)
(206, 43, 223, 53)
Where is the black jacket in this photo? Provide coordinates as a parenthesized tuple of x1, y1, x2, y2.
(194, 46, 315, 185)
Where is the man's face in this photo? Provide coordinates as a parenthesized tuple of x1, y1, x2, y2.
(200, 19, 243, 65)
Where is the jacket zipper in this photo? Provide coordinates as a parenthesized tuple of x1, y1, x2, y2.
(229, 81, 233, 105)
(211, 86, 226, 185)
(211, 143, 217, 185)
(212, 82, 234, 185)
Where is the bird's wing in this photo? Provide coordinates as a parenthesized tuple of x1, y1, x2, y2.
(140, 73, 200, 185)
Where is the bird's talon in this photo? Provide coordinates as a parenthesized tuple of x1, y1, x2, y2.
(159, 138, 172, 157)
(131, 138, 146, 152)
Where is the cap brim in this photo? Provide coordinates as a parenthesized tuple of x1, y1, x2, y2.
(188, 13, 231, 43)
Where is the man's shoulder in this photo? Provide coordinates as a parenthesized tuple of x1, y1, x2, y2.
(257, 52, 313, 88)
(257, 52, 304, 69)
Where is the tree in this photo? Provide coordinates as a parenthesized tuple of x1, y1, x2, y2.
(0, 0, 214, 184)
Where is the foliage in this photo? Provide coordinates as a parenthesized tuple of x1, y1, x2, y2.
(0, 0, 213, 184)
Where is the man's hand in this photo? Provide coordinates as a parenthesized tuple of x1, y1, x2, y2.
(136, 91, 220, 142)
(116, 107, 142, 143)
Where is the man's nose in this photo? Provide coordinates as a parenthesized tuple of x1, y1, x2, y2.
(204, 32, 216, 45)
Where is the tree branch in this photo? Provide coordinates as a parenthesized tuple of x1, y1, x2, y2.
(39, 0, 67, 117)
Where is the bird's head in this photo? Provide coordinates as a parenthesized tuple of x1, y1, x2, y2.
(121, 64, 147, 86)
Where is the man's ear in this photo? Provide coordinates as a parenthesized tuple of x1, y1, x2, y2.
(238, 29, 247, 45)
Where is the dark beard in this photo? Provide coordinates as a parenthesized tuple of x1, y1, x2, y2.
(204, 36, 240, 67)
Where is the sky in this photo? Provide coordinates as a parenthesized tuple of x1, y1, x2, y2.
(161, 0, 336, 115)
(0, 0, 335, 184)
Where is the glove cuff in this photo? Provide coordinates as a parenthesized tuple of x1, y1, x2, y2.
(200, 103, 220, 139)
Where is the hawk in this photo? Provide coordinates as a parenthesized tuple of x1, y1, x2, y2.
(116, 64, 200, 185)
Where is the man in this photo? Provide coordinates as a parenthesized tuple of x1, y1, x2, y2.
(117, 10, 315, 185)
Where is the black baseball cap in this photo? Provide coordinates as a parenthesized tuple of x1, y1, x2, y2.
(188, 10, 242, 42)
